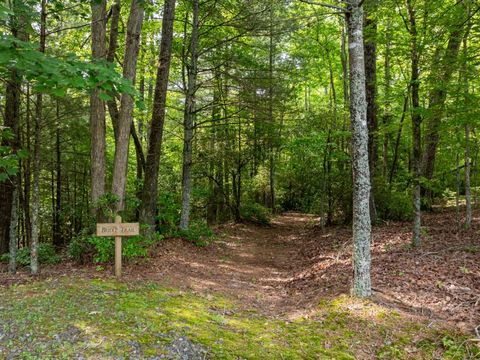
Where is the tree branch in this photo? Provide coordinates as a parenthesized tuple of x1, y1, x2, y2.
(298, 0, 345, 12)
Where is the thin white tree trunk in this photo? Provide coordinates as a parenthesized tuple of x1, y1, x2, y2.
(465, 124, 472, 228)
(346, 0, 372, 298)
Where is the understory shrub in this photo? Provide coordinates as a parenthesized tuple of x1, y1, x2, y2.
(375, 186, 413, 221)
(68, 230, 163, 263)
(1, 243, 61, 266)
(156, 192, 181, 235)
(177, 220, 214, 247)
(240, 203, 271, 225)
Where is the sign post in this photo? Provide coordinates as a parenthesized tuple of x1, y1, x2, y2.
(96, 216, 139, 278)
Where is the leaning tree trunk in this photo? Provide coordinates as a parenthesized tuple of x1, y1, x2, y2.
(140, 0, 177, 228)
(346, 0, 372, 298)
(111, 0, 144, 213)
(105, 0, 145, 220)
(90, 0, 107, 221)
(179, 0, 200, 231)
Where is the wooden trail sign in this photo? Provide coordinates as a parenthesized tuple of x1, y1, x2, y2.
(96, 215, 139, 278)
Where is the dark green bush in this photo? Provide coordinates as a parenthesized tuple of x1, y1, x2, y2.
(1, 243, 61, 266)
(240, 203, 271, 225)
(68, 231, 95, 263)
(375, 186, 413, 222)
(156, 192, 181, 235)
(177, 221, 214, 247)
(68, 230, 163, 263)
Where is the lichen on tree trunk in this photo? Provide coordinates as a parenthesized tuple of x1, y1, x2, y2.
(346, 0, 372, 298)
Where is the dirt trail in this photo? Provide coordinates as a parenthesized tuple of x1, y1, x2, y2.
(140, 209, 479, 328)
(141, 213, 317, 315)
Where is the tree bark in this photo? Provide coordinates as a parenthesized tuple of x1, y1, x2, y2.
(180, 0, 200, 231)
(111, 0, 144, 213)
(421, 13, 466, 200)
(90, 0, 107, 221)
(364, 2, 377, 223)
(462, 8, 472, 228)
(140, 0, 177, 228)
(8, 183, 18, 274)
(406, 0, 422, 247)
(0, 1, 24, 254)
(346, 0, 372, 298)
(31, 0, 47, 274)
(53, 100, 62, 247)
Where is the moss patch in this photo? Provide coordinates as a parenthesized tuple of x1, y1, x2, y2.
(0, 277, 477, 359)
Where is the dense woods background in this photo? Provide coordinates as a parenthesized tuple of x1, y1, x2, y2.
(0, 0, 478, 284)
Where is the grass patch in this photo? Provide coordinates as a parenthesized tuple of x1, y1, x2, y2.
(0, 277, 477, 359)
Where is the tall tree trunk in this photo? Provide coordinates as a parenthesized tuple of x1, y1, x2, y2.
(111, 0, 144, 213)
(106, 0, 120, 139)
(364, 2, 377, 223)
(8, 183, 19, 274)
(140, 0, 176, 228)
(31, 0, 47, 274)
(268, 1, 276, 212)
(421, 15, 465, 201)
(0, 73, 20, 255)
(90, 0, 107, 221)
(465, 124, 472, 227)
(382, 26, 392, 177)
(389, 94, 408, 183)
(462, 8, 472, 228)
(407, 0, 422, 247)
(54, 100, 62, 247)
(346, 0, 372, 298)
(179, 0, 199, 231)
(104, 0, 145, 215)
(0, 1, 24, 254)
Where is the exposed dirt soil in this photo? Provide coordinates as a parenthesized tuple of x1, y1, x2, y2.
(1, 209, 479, 333)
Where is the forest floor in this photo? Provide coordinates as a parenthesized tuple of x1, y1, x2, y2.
(0, 209, 479, 358)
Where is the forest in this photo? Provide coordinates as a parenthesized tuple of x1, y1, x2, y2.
(0, 0, 479, 358)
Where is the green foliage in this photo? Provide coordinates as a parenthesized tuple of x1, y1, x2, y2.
(0, 36, 137, 100)
(0, 128, 28, 183)
(67, 231, 95, 263)
(177, 221, 214, 247)
(68, 227, 163, 264)
(1, 243, 60, 266)
(69, 231, 163, 264)
(156, 192, 181, 235)
(374, 183, 414, 221)
(240, 203, 271, 225)
(93, 192, 120, 220)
